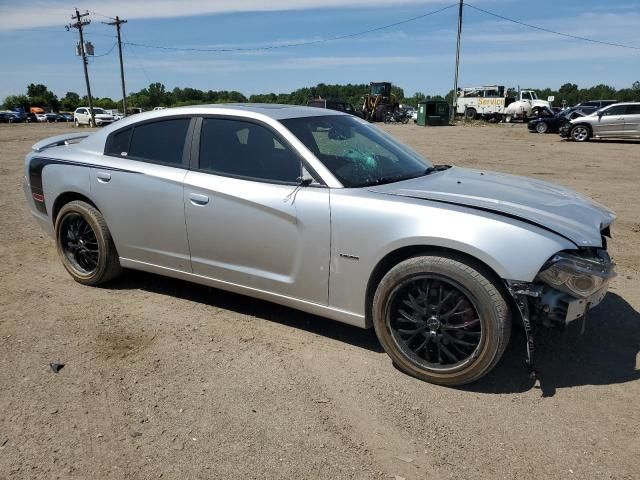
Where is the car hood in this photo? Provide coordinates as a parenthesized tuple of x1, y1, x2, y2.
(367, 166, 615, 247)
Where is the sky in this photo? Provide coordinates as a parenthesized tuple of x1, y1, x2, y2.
(0, 0, 639, 101)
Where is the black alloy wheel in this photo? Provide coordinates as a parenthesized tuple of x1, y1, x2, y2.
(387, 275, 482, 371)
(59, 212, 99, 274)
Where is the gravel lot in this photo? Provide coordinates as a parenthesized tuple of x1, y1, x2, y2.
(1, 122, 638, 479)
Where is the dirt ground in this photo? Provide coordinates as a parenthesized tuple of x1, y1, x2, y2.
(1, 122, 638, 480)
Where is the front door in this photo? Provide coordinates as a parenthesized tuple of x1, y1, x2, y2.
(183, 117, 330, 304)
(594, 104, 627, 136)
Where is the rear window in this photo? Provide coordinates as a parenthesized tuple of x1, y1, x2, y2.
(127, 118, 190, 166)
(106, 128, 132, 156)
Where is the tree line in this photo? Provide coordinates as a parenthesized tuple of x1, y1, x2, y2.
(3, 81, 639, 112)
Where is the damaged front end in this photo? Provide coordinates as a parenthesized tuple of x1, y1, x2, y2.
(505, 247, 616, 376)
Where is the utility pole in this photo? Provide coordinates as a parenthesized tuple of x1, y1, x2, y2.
(105, 16, 128, 116)
(67, 9, 95, 126)
(451, 0, 464, 123)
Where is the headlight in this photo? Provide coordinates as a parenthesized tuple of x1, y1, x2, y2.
(537, 251, 616, 298)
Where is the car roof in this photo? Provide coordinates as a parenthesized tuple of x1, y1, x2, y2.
(76, 103, 348, 153)
(185, 103, 349, 120)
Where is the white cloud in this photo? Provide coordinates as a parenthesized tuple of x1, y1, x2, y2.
(0, 0, 453, 31)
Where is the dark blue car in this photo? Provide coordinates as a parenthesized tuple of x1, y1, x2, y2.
(528, 106, 597, 134)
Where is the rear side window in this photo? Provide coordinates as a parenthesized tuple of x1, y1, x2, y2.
(106, 128, 132, 156)
(128, 118, 190, 166)
(198, 118, 301, 183)
(625, 104, 640, 114)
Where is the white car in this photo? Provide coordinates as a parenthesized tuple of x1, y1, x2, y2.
(73, 107, 115, 127)
(36, 113, 48, 122)
(104, 109, 124, 121)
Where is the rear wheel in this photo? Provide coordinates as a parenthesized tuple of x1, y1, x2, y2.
(464, 108, 477, 120)
(536, 122, 549, 134)
(74, 118, 79, 127)
(570, 124, 591, 142)
(55, 201, 122, 285)
(372, 255, 511, 386)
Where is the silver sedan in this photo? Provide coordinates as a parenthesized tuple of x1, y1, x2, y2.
(24, 104, 616, 385)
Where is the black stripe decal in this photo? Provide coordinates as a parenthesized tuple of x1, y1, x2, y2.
(28, 157, 141, 215)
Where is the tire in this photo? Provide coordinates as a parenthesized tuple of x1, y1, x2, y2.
(464, 108, 477, 120)
(89, 119, 95, 127)
(372, 255, 511, 386)
(570, 124, 591, 142)
(504, 114, 512, 123)
(535, 122, 548, 134)
(55, 200, 122, 286)
(74, 119, 79, 127)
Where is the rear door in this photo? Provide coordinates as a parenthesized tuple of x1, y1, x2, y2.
(91, 116, 194, 271)
(594, 104, 626, 136)
(183, 116, 331, 304)
(623, 104, 640, 135)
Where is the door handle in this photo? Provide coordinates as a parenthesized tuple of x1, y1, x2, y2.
(189, 193, 209, 205)
(96, 171, 111, 183)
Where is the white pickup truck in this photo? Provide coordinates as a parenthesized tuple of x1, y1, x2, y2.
(456, 85, 550, 122)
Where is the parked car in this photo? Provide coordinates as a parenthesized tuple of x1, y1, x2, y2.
(25, 112, 38, 123)
(36, 113, 48, 122)
(560, 102, 640, 141)
(104, 109, 124, 121)
(73, 107, 115, 127)
(0, 111, 24, 123)
(574, 100, 618, 110)
(0, 112, 18, 123)
(24, 105, 616, 386)
(528, 106, 597, 134)
(57, 113, 73, 122)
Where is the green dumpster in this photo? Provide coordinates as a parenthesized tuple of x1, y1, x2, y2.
(417, 100, 449, 126)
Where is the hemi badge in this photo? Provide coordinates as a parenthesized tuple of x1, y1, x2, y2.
(32, 193, 45, 203)
(339, 253, 360, 260)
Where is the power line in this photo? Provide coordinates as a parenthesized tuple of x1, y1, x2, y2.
(120, 3, 458, 53)
(93, 42, 117, 57)
(466, 3, 640, 51)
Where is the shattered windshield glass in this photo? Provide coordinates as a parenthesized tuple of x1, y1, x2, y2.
(282, 115, 433, 187)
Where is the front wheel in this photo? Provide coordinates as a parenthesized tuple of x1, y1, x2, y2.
(536, 122, 548, 134)
(55, 201, 122, 285)
(570, 125, 591, 142)
(372, 255, 511, 386)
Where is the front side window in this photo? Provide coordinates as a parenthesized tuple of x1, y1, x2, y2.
(282, 115, 431, 188)
(600, 105, 626, 116)
(128, 118, 190, 166)
(199, 118, 302, 183)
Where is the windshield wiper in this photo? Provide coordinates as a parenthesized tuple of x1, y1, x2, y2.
(424, 164, 451, 175)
